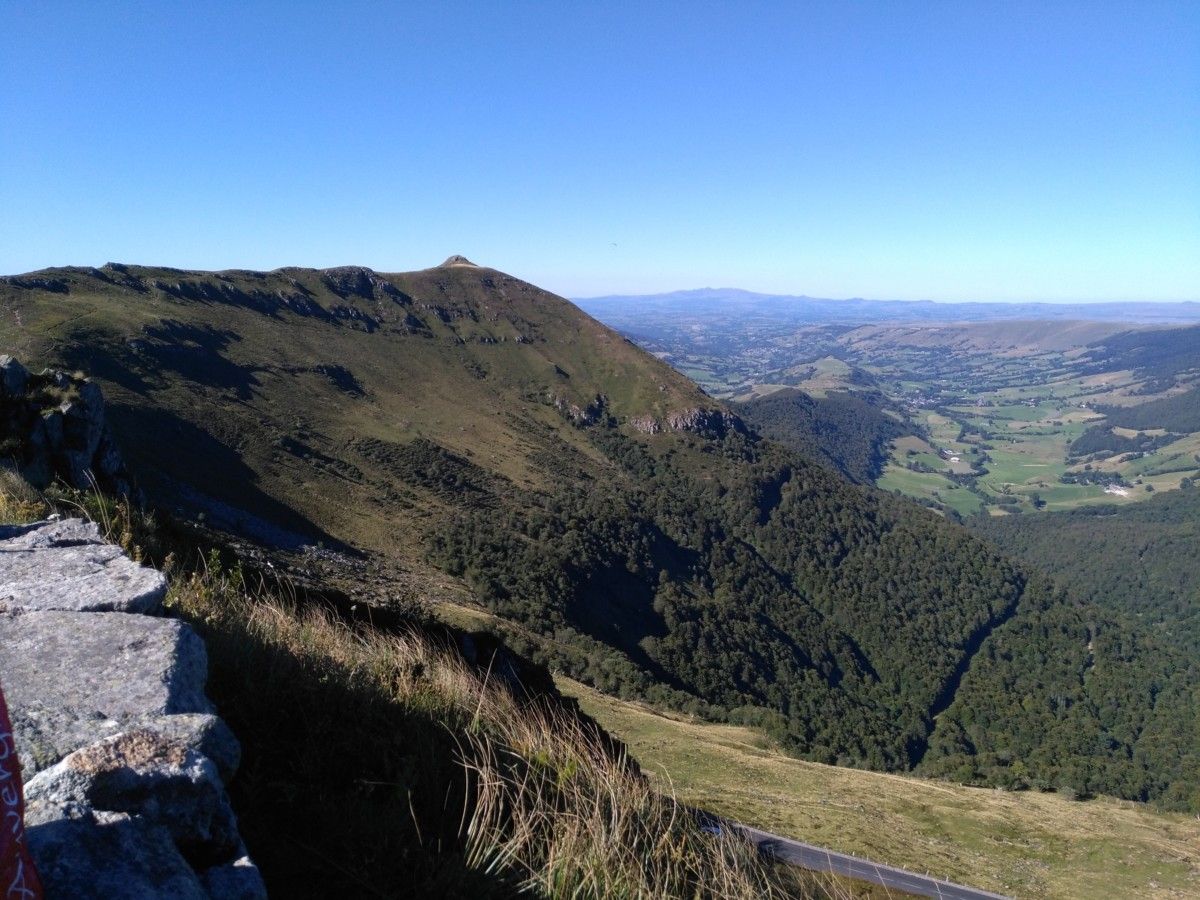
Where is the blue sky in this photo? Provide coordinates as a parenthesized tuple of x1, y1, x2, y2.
(2, 1, 1197, 301)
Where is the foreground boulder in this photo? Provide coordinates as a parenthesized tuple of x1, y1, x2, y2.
(24, 814, 210, 900)
(0, 519, 167, 614)
(0, 610, 211, 721)
(25, 730, 240, 860)
(0, 517, 265, 897)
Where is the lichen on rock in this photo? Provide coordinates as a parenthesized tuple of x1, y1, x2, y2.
(0, 517, 265, 897)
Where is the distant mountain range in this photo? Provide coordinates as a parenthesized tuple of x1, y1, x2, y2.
(574, 288, 1200, 326)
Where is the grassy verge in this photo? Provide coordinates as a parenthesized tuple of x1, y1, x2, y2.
(561, 678, 1200, 900)
(2, 477, 826, 898)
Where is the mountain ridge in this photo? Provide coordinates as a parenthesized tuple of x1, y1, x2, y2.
(1, 258, 1194, 810)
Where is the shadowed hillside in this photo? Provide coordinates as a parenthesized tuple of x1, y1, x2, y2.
(1, 259, 1194, 809)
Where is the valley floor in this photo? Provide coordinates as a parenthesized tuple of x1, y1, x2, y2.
(558, 678, 1200, 900)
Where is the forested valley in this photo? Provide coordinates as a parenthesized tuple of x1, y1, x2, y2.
(2, 262, 1195, 813)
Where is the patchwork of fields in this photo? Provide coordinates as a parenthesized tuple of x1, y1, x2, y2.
(589, 314, 1200, 517)
(876, 371, 1200, 516)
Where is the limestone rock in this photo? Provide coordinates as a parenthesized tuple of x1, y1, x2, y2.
(0, 518, 167, 614)
(200, 852, 269, 900)
(11, 703, 240, 782)
(665, 407, 746, 438)
(25, 730, 240, 861)
(27, 813, 210, 900)
(0, 609, 213, 720)
(59, 382, 108, 487)
(0, 354, 29, 396)
(628, 415, 662, 434)
(0, 359, 135, 495)
(0, 451, 261, 894)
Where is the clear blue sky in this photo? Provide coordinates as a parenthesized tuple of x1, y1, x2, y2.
(2, 1, 1197, 301)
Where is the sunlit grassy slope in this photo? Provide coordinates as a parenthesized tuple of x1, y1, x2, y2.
(0, 260, 707, 569)
(560, 678, 1200, 900)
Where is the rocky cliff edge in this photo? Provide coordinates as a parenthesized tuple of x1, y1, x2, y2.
(0, 517, 265, 898)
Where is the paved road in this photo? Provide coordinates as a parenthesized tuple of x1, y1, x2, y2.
(731, 822, 1012, 899)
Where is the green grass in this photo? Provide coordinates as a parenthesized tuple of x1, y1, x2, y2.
(560, 678, 1200, 900)
(877, 464, 983, 515)
(0, 263, 712, 589)
(880, 373, 1200, 515)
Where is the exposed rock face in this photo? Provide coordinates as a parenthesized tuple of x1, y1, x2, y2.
(26, 814, 211, 900)
(551, 392, 609, 426)
(628, 415, 662, 435)
(0, 610, 212, 722)
(664, 407, 746, 438)
(26, 731, 240, 861)
(11, 706, 239, 785)
(320, 266, 404, 302)
(628, 407, 745, 437)
(0, 518, 265, 898)
(0, 356, 135, 496)
(0, 519, 167, 614)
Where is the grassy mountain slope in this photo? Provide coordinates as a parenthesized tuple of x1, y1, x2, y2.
(0, 482, 801, 898)
(561, 677, 1200, 900)
(0, 260, 1191, 808)
(1, 260, 703, 563)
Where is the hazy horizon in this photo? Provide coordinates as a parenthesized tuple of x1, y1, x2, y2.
(3, 2, 1197, 302)
(572, 286, 1200, 305)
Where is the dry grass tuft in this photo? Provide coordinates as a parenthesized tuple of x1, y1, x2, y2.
(167, 561, 804, 898)
(0, 467, 49, 523)
(0, 473, 817, 897)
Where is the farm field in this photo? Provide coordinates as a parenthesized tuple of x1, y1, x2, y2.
(593, 312, 1200, 519)
(876, 464, 983, 516)
(864, 339, 1200, 516)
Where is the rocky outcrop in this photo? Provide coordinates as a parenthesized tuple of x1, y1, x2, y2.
(320, 266, 405, 303)
(0, 518, 265, 898)
(0, 356, 135, 496)
(628, 407, 746, 438)
(0, 519, 166, 614)
(551, 392, 609, 426)
(664, 407, 746, 438)
(627, 415, 663, 435)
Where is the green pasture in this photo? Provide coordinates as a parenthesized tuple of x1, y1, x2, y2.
(878, 463, 984, 515)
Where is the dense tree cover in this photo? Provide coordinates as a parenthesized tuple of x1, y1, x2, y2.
(426, 416, 1199, 809)
(430, 420, 1027, 771)
(1069, 387, 1200, 457)
(974, 487, 1200, 637)
(1068, 427, 1178, 459)
(1097, 387, 1200, 433)
(1079, 324, 1200, 380)
(930, 490, 1200, 810)
(733, 389, 910, 483)
(921, 578, 1199, 810)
